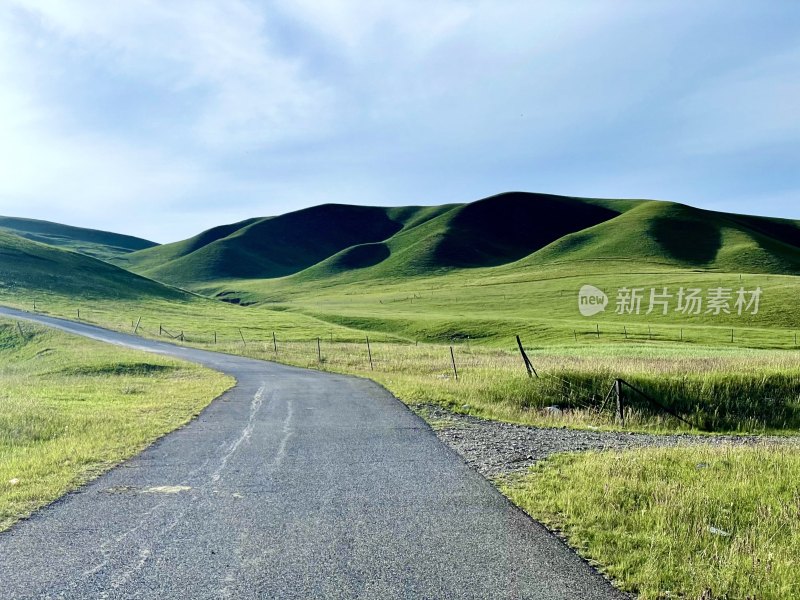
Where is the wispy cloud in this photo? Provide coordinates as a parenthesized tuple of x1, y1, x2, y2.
(0, 1, 798, 241)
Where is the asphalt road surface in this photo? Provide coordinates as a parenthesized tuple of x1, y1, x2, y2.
(0, 306, 626, 599)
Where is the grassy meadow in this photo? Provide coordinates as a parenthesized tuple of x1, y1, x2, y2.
(4, 270, 800, 433)
(0, 319, 232, 530)
(4, 256, 800, 433)
(501, 446, 800, 599)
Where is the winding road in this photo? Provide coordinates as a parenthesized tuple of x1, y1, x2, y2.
(0, 306, 625, 599)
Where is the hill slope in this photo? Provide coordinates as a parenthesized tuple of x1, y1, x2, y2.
(0, 231, 186, 301)
(120, 193, 626, 288)
(115, 204, 461, 286)
(97, 191, 800, 301)
(0, 216, 157, 261)
(292, 192, 626, 282)
(520, 201, 800, 274)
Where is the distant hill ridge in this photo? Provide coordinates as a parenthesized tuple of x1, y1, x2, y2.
(113, 192, 634, 284)
(0, 215, 156, 261)
(3, 192, 799, 297)
(111, 192, 800, 289)
(0, 230, 186, 301)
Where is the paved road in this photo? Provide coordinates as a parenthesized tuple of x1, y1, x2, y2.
(0, 307, 625, 599)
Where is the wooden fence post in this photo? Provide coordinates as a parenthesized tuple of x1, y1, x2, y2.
(272, 331, 277, 354)
(450, 346, 459, 381)
(317, 337, 321, 362)
(239, 328, 247, 347)
(214, 331, 217, 345)
(515, 335, 538, 378)
(133, 316, 141, 334)
(596, 324, 600, 339)
(366, 336, 373, 371)
(615, 378, 624, 426)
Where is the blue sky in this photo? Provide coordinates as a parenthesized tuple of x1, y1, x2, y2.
(1, 1, 798, 242)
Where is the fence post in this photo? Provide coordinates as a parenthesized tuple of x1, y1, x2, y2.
(623, 325, 627, 339)
(77, 309, 80, 320)
(450, 346, 459, 381)
(133, 316, 142, 335)
(317, 337, 321, 362)
(16, 322, 24, 338)
(272, 331, 277, 354)
(615, 378, 624, 426)
(366, 336, 374, 370)
(515, 335, 538, 378)
(214, 331, 217, 345)
(596, 324, 600, 339)
(239, 328, 247, 347)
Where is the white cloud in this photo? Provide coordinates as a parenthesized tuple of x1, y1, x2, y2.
(0, 0, 798, 241)
(5, 0, 336, 149)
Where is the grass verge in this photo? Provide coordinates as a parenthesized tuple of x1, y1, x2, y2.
(500, 446, 800, 599)
(214, 339, 800, 433)
(0, 319, 233, 530)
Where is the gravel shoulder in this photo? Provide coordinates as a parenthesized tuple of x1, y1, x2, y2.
(412, 403, 800, 478)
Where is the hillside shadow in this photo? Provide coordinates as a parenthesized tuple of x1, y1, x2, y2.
(327, 243, 391, 271)
(433, 192, 618, 268)
(649, 216, 722, 264)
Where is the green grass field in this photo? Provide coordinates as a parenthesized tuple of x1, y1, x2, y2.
(501, 446, 800, 599)
(0, 319, 232, 531)
(2, 231, 799, 433)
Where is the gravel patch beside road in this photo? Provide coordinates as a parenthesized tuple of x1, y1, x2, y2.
(413, 403, 800, 478)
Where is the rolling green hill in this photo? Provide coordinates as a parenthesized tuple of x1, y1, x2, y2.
(186, 196, 799, 306)
(3, 191, 799, 350)
(520, 201, 800, 274)
(290, 192, 626, 282)
(0, 230, 185, 301)
(0, 215, 157, 261)
(119, 192, 631, 288)
(113, 205, 448, 286)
